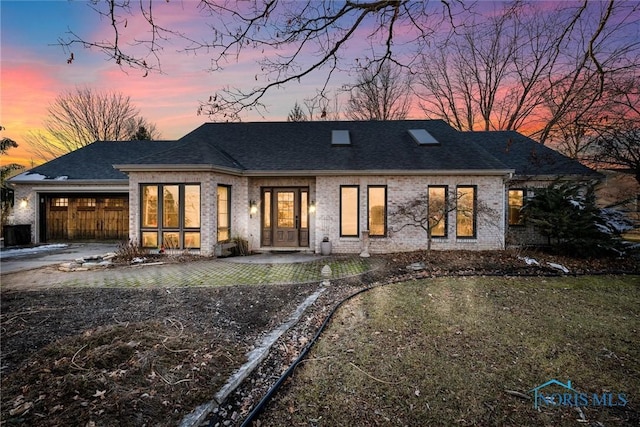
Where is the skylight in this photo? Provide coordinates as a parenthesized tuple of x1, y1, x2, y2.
(332, 130, 351, 146)
(408, 129, 439, 146)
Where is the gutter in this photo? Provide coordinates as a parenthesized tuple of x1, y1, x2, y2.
(9, 179, 129, 186)
(114, 164, 515, 177)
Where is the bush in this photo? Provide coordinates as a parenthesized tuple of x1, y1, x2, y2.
(114, 240, 149, 262)
(522, 181, 627, 257)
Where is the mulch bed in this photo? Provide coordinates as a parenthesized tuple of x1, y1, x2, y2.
(1, 250, 638, 426)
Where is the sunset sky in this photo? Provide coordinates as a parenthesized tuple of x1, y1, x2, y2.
(1, 0, 361, 167)
(2, 1, 636, 169)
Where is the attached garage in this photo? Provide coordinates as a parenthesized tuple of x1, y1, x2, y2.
(40, 194, 129, 242)
(8, 140, 174, 245)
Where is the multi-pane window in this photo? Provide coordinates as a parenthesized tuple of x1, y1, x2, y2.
(51, 198, 68, 207)
(340, 186, 359, 237)
(140, 184, 201, 249)
(428, 186, 448, 237)
(277, 191, 295, 227)
(368, 186, 386, 237)
(217, 185, 231, 242)
(456, 186, 476, 238)
(77, 198, 96, 208)
(508, 189, 525, 225)
(104, 198, 125, 208)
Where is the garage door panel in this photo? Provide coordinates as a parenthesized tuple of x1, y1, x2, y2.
(44, 195, 128, 242)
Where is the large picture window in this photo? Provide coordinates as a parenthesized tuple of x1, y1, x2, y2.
(456, 186, 476, 238)
(217, 185, 231, 242)
(508, 189, 525, 225)
(140, 184, 201, 249)
(368, 186, 386, 237)
(340, 186, 359, 237)
(428, 186, 448, 237)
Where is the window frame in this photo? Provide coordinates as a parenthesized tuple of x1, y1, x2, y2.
(428, 185, 448, 238)
(367, 185, 387, 237)
(139, 183, 201, 249)
(340, 185, 360, 237)
(508, 189, 525, 226)
(456, 185, 477, 239)
(217, 184, 232, 242)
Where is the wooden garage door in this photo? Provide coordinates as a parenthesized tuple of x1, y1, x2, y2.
(45, 195, 128, 241)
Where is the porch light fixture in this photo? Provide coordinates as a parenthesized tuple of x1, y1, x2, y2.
(249, 200, 258, 216)
(309, 200, 316, 213)
(19, 198, 28, 208)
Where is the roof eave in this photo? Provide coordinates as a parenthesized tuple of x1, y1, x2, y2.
(114, 164, 244, 176)
(242, 169, 516, 177)
(509, 173, 603, 182)
(115, 165, 515, 177)
(9, 179, 129, 186)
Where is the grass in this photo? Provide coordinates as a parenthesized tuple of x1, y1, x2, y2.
(259, 275, 640, 426)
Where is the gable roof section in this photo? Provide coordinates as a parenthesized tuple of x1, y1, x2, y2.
(469, 131, 600, 178)
(118, 120, 511, 175)
(10, 140, 175, 183)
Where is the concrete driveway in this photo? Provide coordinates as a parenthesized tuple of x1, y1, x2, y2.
(0, 243, 118, 275)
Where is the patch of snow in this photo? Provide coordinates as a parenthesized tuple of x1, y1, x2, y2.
(10, 172, 48, 181)
(54, 175, 68, 180)
(568, 198, 584, 209)
(599, 208, 635, 234)
(0, 244, 68, 259)
(519, 256, 539, 266)
(547, 262, 569, 273)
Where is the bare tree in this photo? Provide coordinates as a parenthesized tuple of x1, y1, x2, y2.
(287, 102, 308, 122)
(588, 78, 640, 185)
(390, 192, 450, 251)
(344, 63, 412, 121)
(126, 117, 159, 140)
(416, 1, 639, 147)
(303, 90, 342, 121)
(390, 189, 498, 250)
(58, 1, 466, 121)
(26, 87, 160, 161)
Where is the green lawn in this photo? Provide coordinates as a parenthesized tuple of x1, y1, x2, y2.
(259, 275, 640, 426)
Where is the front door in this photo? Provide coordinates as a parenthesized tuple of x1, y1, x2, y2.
(262, 187, 309, 247)
(274, 189, 298, 247)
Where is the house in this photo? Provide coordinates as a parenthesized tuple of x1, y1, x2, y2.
(8, 120, 599, 255)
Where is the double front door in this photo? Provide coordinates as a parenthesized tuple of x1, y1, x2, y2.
(261, 187, 309, 247)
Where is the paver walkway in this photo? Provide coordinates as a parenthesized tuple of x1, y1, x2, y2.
(1, 255, 384, 290)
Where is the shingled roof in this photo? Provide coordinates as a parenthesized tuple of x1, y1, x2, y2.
(10, 141, 174, 182)
(468, 131, 600, 178)
(10, 121, 598, 183)
(117, 120, 511, 174)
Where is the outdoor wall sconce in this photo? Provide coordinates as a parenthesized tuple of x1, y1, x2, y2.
(309, 200, 316, 214)
(19, 198, 28, 208)
(249, 200, 258, 217)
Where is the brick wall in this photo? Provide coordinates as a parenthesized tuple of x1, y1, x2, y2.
(316, 174, 507, 254)
(128, 172, 216, 255)
(10, 173, 577, 254)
